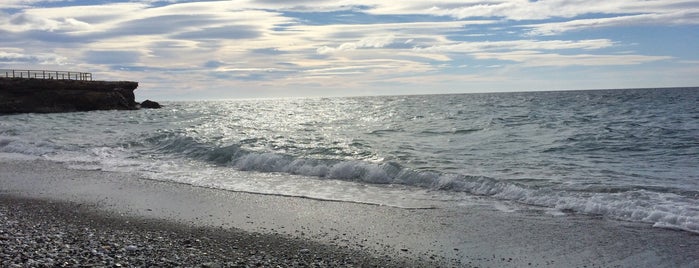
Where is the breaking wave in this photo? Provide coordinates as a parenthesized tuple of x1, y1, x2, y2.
(135, 132, 699, 233)
(2, 88, 698, 234)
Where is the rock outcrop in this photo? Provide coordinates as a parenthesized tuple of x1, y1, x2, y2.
(140, 99, 162, 109)
(0, 77, 139, 114)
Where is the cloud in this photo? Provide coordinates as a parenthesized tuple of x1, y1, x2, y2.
(0, 0, 63, 9)
(284, 20, 493, 55)
(107, 15, 222, 36)
(250, 48, 287, 55)
(1, 0, 695, 99)
(83, 50, 141, 65)
(0, 51, 40, 63)
(203, 60, 224, 68)
(524, 11, 699, 36)
(302, 58, 433, 76)
(172, 25, 261, 40)
(472, 51, 673, 66)
(0, 51, 67, 65)
(415, 39, 616, 53)
(361, 0, 699, 22)
(6, 12, 91, 32)
(316, 34, 395, 54)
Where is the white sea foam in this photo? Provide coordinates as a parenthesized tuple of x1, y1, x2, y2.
(170, 145, 699, 233)
(2, 89, 698, 234)
(0, 136, 56, 156)
(4, 132, 698, 232)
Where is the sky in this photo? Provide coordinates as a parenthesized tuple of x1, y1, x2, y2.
(1, 0, 698, 100)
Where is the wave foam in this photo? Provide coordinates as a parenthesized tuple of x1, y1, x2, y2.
(0, 137, 56, 156)
(145, 135, 699, 233)
(3, 132, 698, 233)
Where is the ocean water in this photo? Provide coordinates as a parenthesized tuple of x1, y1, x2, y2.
(1, 87, 698, 233)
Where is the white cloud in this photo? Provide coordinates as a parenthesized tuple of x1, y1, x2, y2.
(524, 11, 699, 36)
(1, 0, 694, 98)
(316, 34, 396, 54)
(0, 0, 63, 9)
(472, 51, 673, 66)
(5, 12, 91, 32)
(362, 0, 699, 21)
(415, 39, 616, 53)
(0, 51, 67, 65)
(303, 58, 433, 76)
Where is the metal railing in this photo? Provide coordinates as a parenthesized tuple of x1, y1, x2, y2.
(0, 69, 92, 81)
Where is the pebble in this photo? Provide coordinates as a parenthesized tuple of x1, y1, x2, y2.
(0, 196, 442, 267)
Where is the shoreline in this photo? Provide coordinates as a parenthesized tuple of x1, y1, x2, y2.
(0, 194, 426, 267)
(2, 158, 699, 267)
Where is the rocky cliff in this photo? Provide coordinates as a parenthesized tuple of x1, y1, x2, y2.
(0, 77, 139, 114)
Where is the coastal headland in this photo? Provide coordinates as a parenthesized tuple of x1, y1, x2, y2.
(0, 76, 142, 114)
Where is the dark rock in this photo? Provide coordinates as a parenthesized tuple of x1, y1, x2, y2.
(0, 77, 139, 114)
(140, 100, 162, 109)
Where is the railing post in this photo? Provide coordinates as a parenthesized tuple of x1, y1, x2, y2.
(1, 69, 94, 80)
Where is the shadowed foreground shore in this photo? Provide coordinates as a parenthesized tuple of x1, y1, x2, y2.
(0, 195, 437, 267)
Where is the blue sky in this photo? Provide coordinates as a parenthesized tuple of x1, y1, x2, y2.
(1, 0, 698, 100)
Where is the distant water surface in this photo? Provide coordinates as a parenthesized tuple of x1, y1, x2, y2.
(1, 87, 698, 232)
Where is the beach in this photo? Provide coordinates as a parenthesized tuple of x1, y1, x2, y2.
(0, 195, 422, 267)
(0, 159, 443, 267)
(3, 0, 698, 265)
(2, 159, 699, 267)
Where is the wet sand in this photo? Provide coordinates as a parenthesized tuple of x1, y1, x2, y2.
(2, 159, 699, 267)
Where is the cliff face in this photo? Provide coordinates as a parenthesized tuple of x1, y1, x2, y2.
(0, 77, 139, 114)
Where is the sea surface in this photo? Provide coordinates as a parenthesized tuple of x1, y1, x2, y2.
(2, 87, 698, 233)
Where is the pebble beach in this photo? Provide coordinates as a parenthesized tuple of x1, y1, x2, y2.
(2, 159, 699, 267)
(0, 195, 434, 267)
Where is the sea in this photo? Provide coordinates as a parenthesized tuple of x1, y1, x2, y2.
(1, 87, 698, 233)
